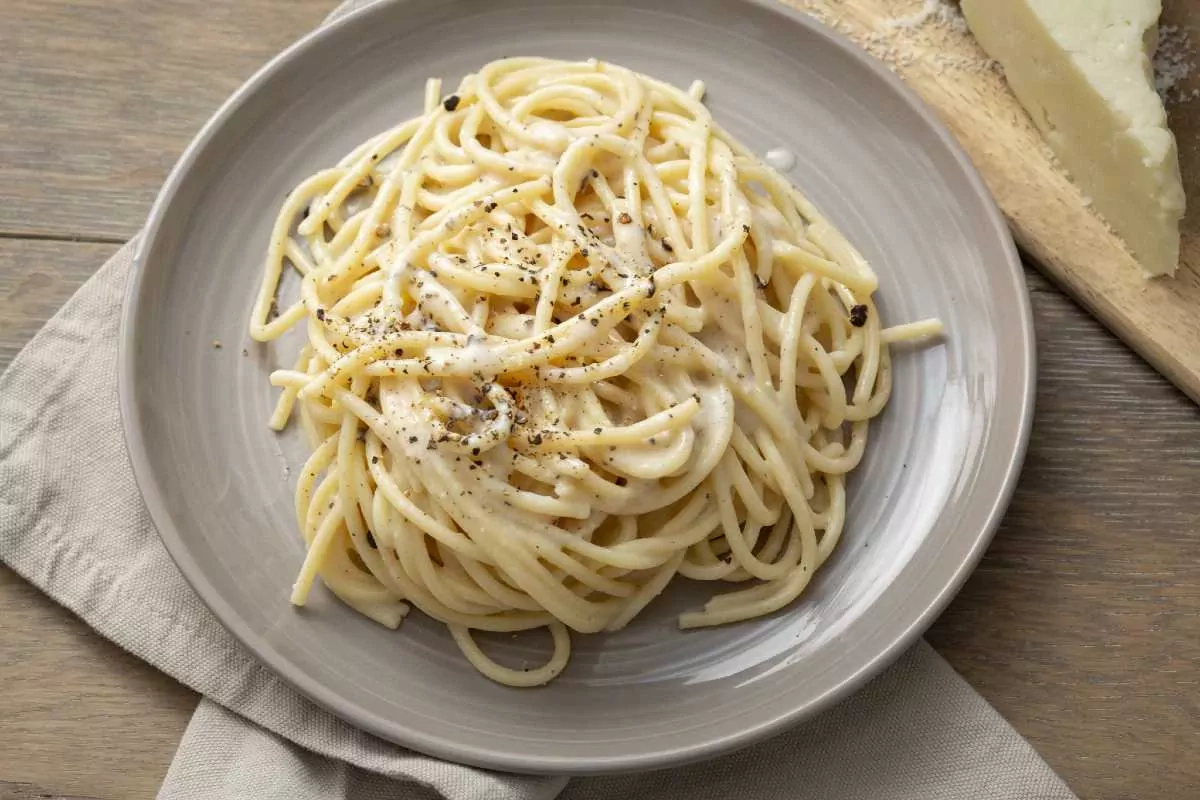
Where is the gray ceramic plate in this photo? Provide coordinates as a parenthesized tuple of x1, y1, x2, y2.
(121, 0, 1034, 774)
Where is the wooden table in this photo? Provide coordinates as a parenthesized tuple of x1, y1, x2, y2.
(2, 1, 1198, 798)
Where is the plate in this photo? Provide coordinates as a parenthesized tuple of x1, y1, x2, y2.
(120, 0, 1034, 774)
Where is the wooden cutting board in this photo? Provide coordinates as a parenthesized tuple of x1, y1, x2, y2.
(786, 0, 1200, 404)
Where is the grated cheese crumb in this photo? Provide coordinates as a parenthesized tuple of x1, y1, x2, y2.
(1155, 24, 1198, 104)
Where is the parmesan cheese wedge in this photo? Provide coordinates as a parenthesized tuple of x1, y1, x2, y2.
(962, 0, 1186, 276)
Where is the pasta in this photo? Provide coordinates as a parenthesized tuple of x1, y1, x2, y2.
(248, 57, 942, 686)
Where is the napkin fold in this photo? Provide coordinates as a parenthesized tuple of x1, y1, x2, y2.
(0, 3, 1078, 798)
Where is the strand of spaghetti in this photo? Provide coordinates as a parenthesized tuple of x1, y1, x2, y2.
(449, 622, 571, 687)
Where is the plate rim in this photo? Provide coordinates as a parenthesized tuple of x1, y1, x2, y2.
(119, 0, 1036, 774)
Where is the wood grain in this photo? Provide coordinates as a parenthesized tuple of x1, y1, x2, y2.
(0, 0, 331, 241)
(2, 1, 1200, 799)
(789, 0, 1200, 406)
(0, 782, 101, 800)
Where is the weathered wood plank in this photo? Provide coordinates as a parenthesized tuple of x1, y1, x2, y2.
(0, 0, 330, 240)
(0, 780, 102, 800)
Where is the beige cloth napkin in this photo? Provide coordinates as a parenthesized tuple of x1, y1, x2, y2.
(0, 3, 1079, 798)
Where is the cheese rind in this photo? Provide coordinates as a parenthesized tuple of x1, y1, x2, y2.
(962, 0, 1186, 276)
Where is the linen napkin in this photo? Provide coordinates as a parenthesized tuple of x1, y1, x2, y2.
(0, 2, 1078, 798)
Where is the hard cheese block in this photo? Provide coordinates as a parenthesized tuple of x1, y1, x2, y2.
(961, 0, 1186, 277)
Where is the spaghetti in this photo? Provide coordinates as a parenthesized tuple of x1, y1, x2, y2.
(249, 57, 942, 686)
